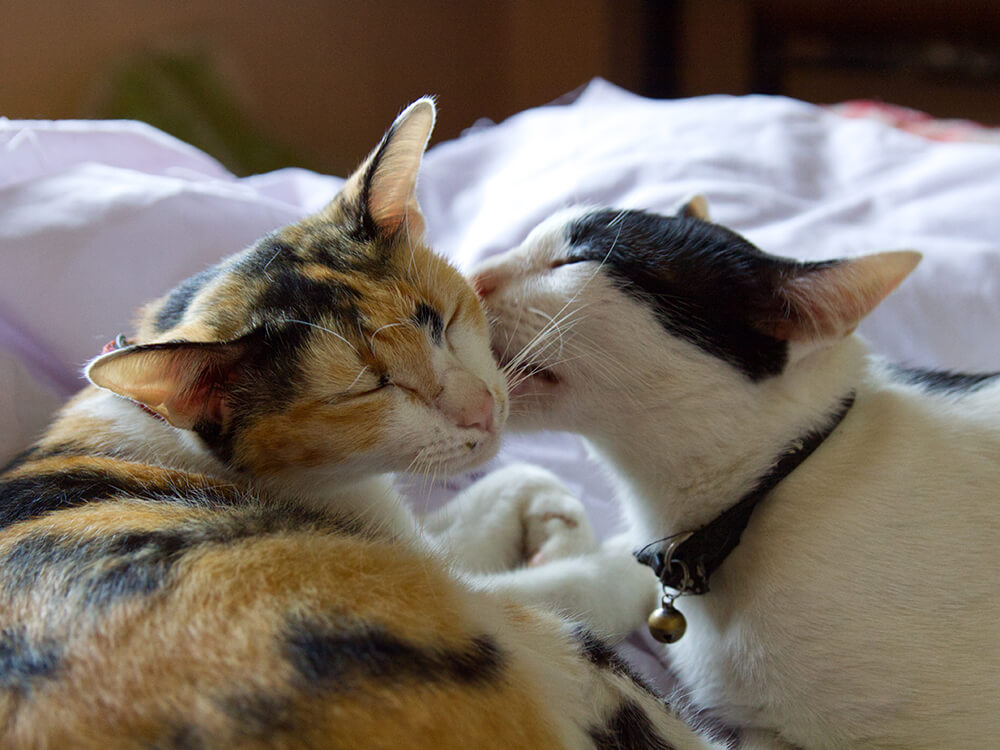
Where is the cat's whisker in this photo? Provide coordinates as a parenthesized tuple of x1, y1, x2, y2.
(503, 306, 590, 378)
(369, 321, 407, 354)
(526, 306, 575, 361)
(557, 332, 636, 384)
(279, 318, 360, 356)
(505, 216, 622, 366)
(510, 306, 640, 394)
(344, 364, 371, 393)
(497, 295, 530, 367)
(561, 345, 646, 402)
(502, 303, 587, 372)
(261, 247, 282, 281)
(508, 302, 585, 363)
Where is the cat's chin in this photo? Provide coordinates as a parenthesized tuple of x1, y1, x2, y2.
(425, 430, 503, 475)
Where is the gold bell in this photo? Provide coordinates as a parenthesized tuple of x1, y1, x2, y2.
(647, 597, 687, 644)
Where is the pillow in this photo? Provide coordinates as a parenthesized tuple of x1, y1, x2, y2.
(4, 79, 1000, 516)
(5, 78, 1000, 693)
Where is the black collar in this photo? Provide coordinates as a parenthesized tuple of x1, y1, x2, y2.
(635, 392, 855, 595)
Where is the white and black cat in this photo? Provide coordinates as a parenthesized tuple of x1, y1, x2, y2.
(474, 197, 1000, 749)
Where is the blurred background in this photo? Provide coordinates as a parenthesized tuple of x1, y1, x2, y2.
(5, 0, 1000, 176)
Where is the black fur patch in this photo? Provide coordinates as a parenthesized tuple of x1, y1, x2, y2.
(0, 443, 90, 474)
(304, 228, 395, 276)
(155, 266, 221, 333)
(3, 530, 189, 606)
(192, 419, 234, 467)
(413, 303, 444, 343)
(286, 621, 504, 689)
(572, 626, 660, 697)
(0, 626, 61, 691)
(0, 467, 151, 530)
(213, 280, 362, 422)
(566, 210, 825, 380)
(255, 275, 362, 331)
(1, 504, 363, 607)
(237, 239, 306, 277)
(0, 464, 240, 531)
(574, 626, 622, 670)
(589, 700, 677, 750)
(890, 365, 1000, 395)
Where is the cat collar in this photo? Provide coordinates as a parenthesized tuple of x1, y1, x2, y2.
(635, 392, 855, 643)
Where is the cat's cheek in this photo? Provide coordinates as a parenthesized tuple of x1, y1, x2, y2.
(378, 395, 501, 475)
(509, 372, 560, 401)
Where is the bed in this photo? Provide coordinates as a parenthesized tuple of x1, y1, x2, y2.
(3, 78, 1000, 683)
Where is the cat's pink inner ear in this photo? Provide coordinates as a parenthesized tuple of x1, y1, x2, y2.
(86, 343, 243, 430)
(366, 98, 436, 237)
(772, 250, 922, 343)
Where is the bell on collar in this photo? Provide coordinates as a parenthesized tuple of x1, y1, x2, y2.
(648, 595, 687, 644)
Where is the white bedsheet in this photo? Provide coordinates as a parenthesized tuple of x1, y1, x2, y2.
(3, 79, 1000, 680)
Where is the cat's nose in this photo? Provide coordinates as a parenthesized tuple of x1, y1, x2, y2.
(459, 386, 496, 432)
(437, 380, 496, 433)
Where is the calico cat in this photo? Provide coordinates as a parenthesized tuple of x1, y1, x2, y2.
(475, 198, 1000, 749)
(0, 100, 725, 749)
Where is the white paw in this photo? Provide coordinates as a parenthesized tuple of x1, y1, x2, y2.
(426, 463, 598, 573)
(522, 489, 596, 566)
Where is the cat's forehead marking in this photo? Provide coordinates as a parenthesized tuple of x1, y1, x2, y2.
(146, 212, 429, 343)
(519, 207, 592, 262)
(564, 208, 766, 267)
(561, 208, 790, 380)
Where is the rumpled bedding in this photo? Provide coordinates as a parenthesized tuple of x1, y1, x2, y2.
(3, 78, 1000, 683)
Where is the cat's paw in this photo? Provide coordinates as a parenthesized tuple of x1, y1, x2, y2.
(522, 490, 595, 566)
(470, 532, 660, 639)
(424, 463, 597, 574)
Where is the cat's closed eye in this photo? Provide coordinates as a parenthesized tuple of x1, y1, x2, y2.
(549, 257, 581, 270)
(324, 368, 391, 404)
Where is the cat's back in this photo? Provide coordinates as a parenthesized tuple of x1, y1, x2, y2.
(885, 361, 1000, 418)
(0, 451, 567, 749)
(700, 357, 1000, 748)
(864, 359, 1000, 478)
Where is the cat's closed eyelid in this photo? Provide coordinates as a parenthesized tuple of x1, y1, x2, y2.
(549, 257, 583, 270)
(322, 369, 392, 405)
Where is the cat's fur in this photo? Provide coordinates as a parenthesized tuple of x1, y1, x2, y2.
(0, 102, 724, 749)
(475, 199, 1000, 749)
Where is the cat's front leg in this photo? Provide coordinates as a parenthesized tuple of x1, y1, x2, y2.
(422, 463, 597, 573)
(470, 531, 660, 640)
(424, 463, 658, 639)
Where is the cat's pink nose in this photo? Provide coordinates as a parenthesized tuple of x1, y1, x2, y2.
(459, 386, 496, 432)
(438, 383, 496, 433)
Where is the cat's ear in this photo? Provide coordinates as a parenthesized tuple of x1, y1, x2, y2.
(677, 194, 710, 221)
(339, 97, 437, 239)
(759, 250, 921, 347)
(86, 338, 255, 430)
